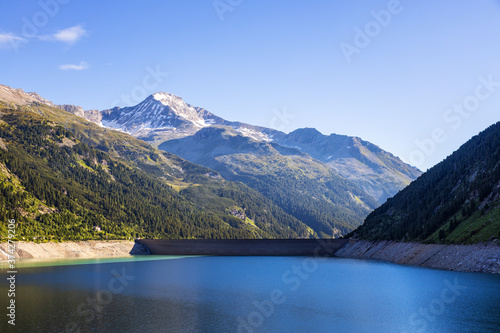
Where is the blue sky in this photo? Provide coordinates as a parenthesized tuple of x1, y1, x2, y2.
(1, 0, 499, 170)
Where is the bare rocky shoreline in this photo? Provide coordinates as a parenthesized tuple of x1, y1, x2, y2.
(1, 240, 499, 274)
(0, 240, 137, 260)
(335, 240, 500, 274)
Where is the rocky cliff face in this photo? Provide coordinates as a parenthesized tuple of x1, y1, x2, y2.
(0, 241, 136, 259)
(0, 84, 55, 106)
(56, 104, 85, 118)
(83, 109, 102, 124)
(0, 84, 103, 125)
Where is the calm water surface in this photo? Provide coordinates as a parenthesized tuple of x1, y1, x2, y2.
(1, 256, 499, 332)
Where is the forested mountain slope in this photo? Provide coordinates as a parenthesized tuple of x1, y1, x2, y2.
(352, 122, 500, 244)
(0, 99, 316, 241)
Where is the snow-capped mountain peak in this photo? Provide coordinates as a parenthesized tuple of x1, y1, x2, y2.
(150, 92, 206, 126)
(100, 92, 219, 138)
(152, 92, 184, 106)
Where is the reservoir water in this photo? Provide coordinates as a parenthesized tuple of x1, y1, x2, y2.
(1, 256, 499, 332)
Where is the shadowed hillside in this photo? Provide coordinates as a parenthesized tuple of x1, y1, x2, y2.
(351, 122, 500, 244)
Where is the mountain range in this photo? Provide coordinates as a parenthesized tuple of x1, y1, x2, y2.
(0, 85, 321, 240)
(98, 92, 421, 205)
(0, 84, 422, 240)
(68, 90, 422, 236)
(1, 83, 498, 244)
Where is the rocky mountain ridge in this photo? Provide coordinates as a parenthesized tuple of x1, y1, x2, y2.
(93, 91, 422, 204)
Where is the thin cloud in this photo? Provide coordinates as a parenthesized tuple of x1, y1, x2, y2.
(0, 33, 26, 49)
(40, 25, 86, 45)
(54, 25, 86, 44)
(59, 61, 89, 71)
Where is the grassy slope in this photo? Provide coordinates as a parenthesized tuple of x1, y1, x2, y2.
(426, 199, 500, 244)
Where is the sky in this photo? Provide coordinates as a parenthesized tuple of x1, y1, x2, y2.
(1, 0, 500, 171)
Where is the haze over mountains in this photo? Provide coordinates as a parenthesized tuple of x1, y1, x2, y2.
(0, 84, 423, 239)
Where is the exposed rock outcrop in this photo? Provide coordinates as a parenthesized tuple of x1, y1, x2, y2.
(336, 240, 500, 274)
(0, 241, 139, 260)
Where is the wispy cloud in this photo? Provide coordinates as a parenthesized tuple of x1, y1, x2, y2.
(59, 61, 89, 71)
(0, 25, 86, 51)
(0, 33, 26, 49)
(40, 25, 86, 45)
(54, 25, 86, 44)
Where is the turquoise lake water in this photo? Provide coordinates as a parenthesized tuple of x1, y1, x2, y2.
(1, 256, 499, 332)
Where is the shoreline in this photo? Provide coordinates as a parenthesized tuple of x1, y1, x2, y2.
(335, 240, 500, 274)
(1, 239, 499, 274)
(0, 240, 141, 260)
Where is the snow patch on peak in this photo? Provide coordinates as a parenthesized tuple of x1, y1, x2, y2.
(150, 92, 208, 128)
(152, 92, 184, 106)
(234, 127, 272, 142)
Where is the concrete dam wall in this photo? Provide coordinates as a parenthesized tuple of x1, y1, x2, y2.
(134, 239, 349, 256)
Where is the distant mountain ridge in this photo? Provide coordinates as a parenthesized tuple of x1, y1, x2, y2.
(274, 128, 422, 203)
(0, 84, 56, 106)
(101, 92, 220, 138)
(3, 84, 496, 244)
